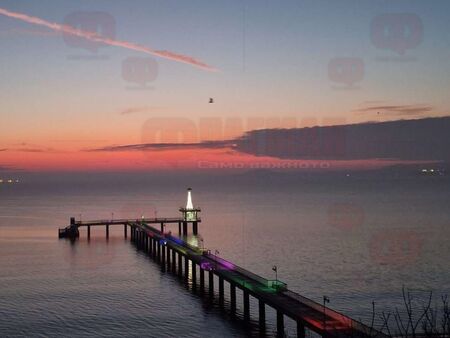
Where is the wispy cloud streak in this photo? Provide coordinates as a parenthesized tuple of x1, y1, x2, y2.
(119, 106, 164, 115)
(88, 140, 232, 152)
(355, 103, 433, 117)
(0, 7, 218, 72)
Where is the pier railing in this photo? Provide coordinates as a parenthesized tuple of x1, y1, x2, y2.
(74, 217, 196, 226)
(284, 289, 381, 335)
(163, 227, 376, 335)
(182, 238, 381, 335)
(205, 252, 268, 285)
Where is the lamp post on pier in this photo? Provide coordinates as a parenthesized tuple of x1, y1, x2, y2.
(214, 250, 220, 270)
(272, 265, 278, 283)
(323, 295, 330, 333)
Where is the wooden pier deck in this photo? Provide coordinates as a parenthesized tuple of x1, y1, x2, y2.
(60, 217, 388, 338)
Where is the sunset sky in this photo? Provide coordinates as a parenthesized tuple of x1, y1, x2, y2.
(1, 0, 450, 171)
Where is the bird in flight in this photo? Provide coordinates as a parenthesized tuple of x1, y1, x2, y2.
(209, 98, 214, 103)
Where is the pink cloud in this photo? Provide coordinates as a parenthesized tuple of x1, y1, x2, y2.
(0, 7, 218, 72)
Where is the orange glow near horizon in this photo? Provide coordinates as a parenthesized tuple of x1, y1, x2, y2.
(0, 146, 434, 172)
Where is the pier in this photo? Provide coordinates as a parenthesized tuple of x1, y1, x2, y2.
(59, 189, 388, 338)
(58, 216, 200, 239)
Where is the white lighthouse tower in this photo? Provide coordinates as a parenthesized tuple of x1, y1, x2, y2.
(179, 188, 201, 235)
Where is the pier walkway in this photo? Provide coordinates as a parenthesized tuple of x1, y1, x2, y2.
(131, 221, 388, 338)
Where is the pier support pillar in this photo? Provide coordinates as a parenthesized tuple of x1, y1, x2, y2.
(161, 244, 166, 267)
(193, 222, 198, 235)
(178, 253, 182, 277)
(200, 268, 205, 292)
(160, 222, 164, 233)
(171, 250, 176, 273)
(151, 238, 156, 258)
(124, 224, 127, 238)
(244, 290, 250, 322)
(106, 224, 109, 239)
(277, 311, 284, 337)
(230, 284, 236, 314)
(259, 300, 266, 331)
(209, 271, 214, 296)
(87, 225, 91, 239)
(184, 257, 189, 281)
(178, 222, 181, 235)
(182, 222, 188, 236)
(219, 277, 224, 307)
(166, 247, 171, 267)
(297, 321, 305, 338)
(192, 263, 197, 289)
(157, 241, 161, 262)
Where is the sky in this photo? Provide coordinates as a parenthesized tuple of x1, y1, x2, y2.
(1, 0, 450, 171)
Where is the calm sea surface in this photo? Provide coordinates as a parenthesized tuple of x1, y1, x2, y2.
(1, 172, 449, 337)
